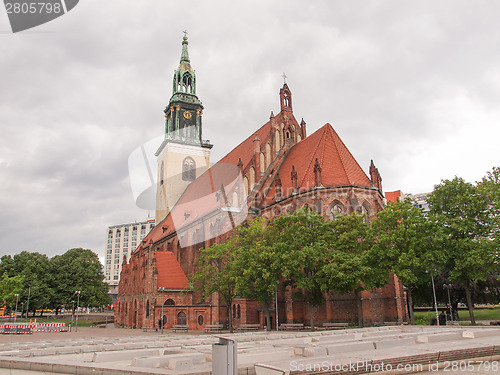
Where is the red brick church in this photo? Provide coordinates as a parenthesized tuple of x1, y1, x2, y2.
(115, 36, 406, 330)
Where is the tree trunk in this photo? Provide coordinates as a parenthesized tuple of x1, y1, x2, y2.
(307, 301, 315, 331)
(464, 283, 476, 326)
(264, 307, 271, 331)
(227, 299, 233, 333)
(407, 287, 415, 325)
(356, 290, 363, 327)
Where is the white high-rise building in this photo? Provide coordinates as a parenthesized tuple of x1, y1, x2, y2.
(406, 192, 431, 214)
(104, 218, 155, 301)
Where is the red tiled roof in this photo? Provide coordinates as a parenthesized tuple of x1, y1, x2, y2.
(145, 161, 242, 245)
(155, 251, 189, 290)
(143, 116, 278, 245)
(263, 123, 372, 203)
(385, 190, 404, 203)
(218, 120, 272, 167)
(139, 117, 373, 249)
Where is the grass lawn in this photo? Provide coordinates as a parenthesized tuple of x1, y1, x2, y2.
(413, 307, 500, 325)
(1, 313, 113, 327)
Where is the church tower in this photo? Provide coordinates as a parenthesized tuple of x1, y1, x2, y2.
(155, 34, 213, 224)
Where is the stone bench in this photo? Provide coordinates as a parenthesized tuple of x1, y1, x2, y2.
(326, 341, 375, 354)
(172, 325, 188, 332)
(92, 348, 161, 362)
(280, 323, 304, 331)
(416, 332, 463, 343)
(374, 337, 416, 349)
(204, 324, 223, 333)
(239, 324, 260, 331)
(323, 322, 348, 329)
(132, 352, 206, 368)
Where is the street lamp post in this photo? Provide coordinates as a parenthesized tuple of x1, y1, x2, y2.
(75, 291, 81, 332)
(14, 294, 19, 323)
(26, 284, 31, 319)
(429, 271, 439, 326)
(158, 287, 165, 335)
(71, 300, 75, 327)
(275, 287, 279, 331)
(444, 284, 453, 322)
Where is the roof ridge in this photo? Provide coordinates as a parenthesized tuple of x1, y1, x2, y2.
(327, 125, 351, 185)
(319, 125, 330, 174)
(217, 120, 271, 165)
(299, 125, 327, 186)
(330, 126, 363, 186)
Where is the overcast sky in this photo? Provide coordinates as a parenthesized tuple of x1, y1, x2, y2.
(1, 0, 499, 260)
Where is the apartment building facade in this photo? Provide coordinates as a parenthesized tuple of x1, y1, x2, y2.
(104, 218, 155, 301)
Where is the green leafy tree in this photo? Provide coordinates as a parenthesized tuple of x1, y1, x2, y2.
(428, 177, 496, 325)
(233, 217, 286, 330)
(371, 198, 442, 324)
(479, 166, 500, 246)
(49, 248, 110, 312)
(12, 251, 53, 317)
(0, 255, 14, 277)
(0, 273, 24, 310)
(191, 240, 239, 332)
(321, 213, 386, 327)
(272, 207, 331, 330)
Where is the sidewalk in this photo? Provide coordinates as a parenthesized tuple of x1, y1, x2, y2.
(0, 324, 161, 343)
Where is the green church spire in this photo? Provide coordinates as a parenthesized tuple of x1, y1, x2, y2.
(180, 31, 190, 63)
(172, 32, 196, 95)
(160, 33, 211, 149)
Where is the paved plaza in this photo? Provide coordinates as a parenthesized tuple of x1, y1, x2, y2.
(0, 325, 498, 375)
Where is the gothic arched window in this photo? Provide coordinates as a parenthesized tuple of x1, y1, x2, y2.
(177, 311, 187, 325)
(329, 202, 344, 221)
(164, 299, 175, 306)
(182, 157, 196, 181)
(160, 162, 164, 185)
(361, 201, 373, 223)
(182, 73, 192, 93)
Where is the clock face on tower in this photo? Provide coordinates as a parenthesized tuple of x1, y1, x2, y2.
(181, 110, 196, 135)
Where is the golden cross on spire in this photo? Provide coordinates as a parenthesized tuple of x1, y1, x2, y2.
(183, 30, 188, 38)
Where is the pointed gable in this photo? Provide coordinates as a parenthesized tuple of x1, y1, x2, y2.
(155, 251, 189, 290)
(263, 124, 372, 204)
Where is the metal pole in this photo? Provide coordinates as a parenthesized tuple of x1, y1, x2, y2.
(75, 291, 81, 332)
(430, 272, 439, 326)
(275, 287, 278, 331)
(445, 284, 453, 321)
(26, 284, 31, 318)
(71, 300, 75, 327)
(160, 288, 164, 335)
(14, 294, 19, 323)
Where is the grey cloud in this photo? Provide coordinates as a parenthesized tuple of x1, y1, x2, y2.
(1, 0, 500, 258)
